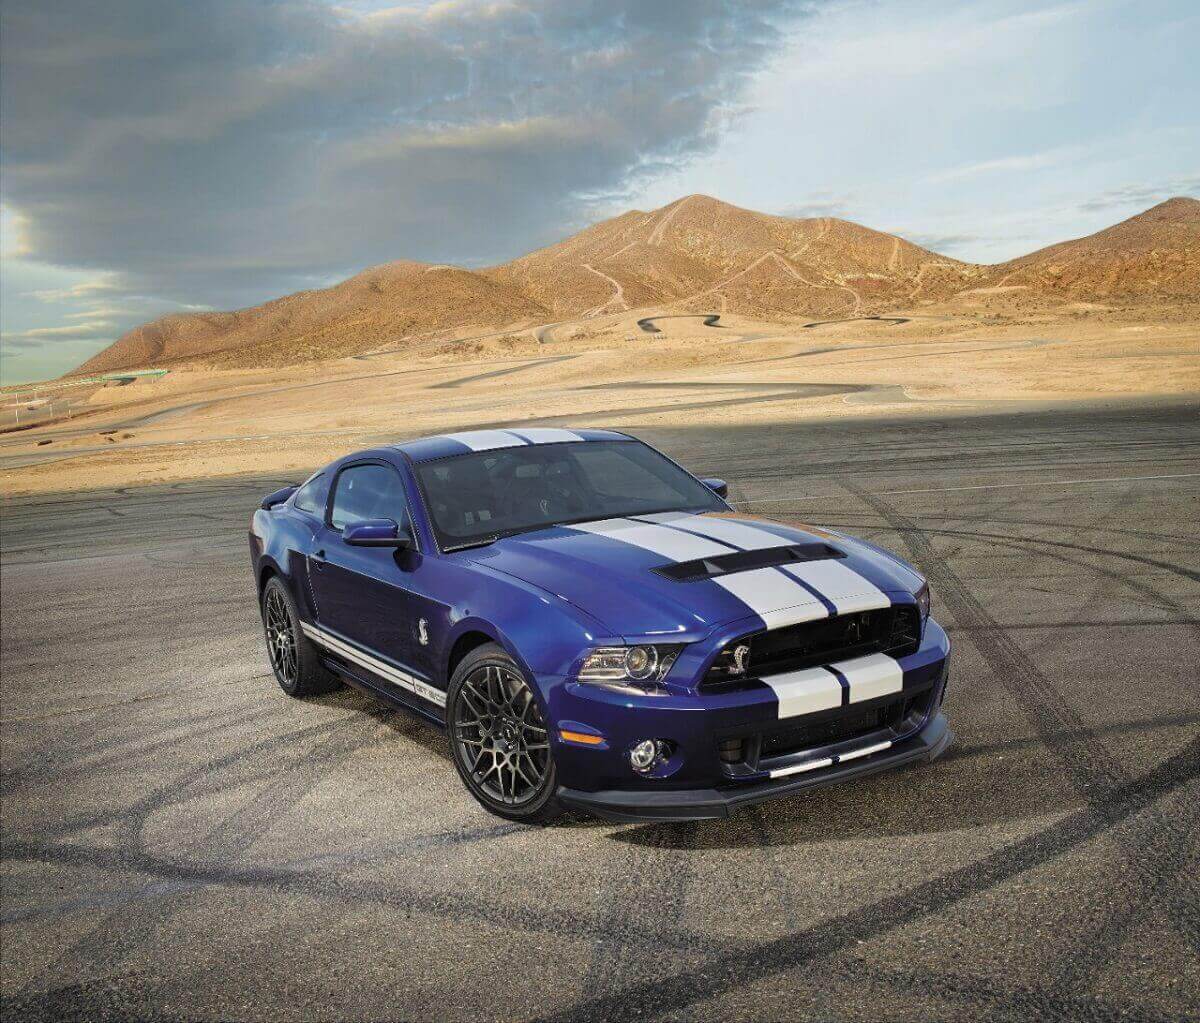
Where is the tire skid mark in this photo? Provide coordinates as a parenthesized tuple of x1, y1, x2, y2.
(1052, 809, 1200, 997)
(578, 821, 700, 999)
(840, 486, 1200, 991)
(533, 739, 1199, 1023)
(844, 484, 1172, 798)
(1, 833, 733, 961)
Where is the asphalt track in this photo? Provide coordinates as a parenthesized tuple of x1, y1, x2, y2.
(638, 314, 725, 333)
(2, 397, 1199, 1021)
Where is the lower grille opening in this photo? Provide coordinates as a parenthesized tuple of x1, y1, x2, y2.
(759, 700, 903, 758)
(718, 686, 936, 778)
(717, 737, 745, 764)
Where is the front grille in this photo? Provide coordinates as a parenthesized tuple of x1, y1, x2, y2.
(705, 604, 921, 686)
(721, 687, 937, 775)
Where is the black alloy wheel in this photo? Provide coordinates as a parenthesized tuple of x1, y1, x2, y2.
(263, 585, 298, 686)
(448, 644, 564, 823)
(259, 576, 341, 697)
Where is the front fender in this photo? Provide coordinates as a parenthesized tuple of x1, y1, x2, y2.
(438, 564, 615, 703)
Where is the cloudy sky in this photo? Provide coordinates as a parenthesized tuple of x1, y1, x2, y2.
(1, 0, 1196, 384)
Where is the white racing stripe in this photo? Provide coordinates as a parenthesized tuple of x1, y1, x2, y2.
(639, 512, 793, 551)
(509, 427, 585, 444)
(713, 568, 828, 629)
(759, 664, 843, 718)
(833, 652, 904, 704)
(569, 515, 888, 633)
(443, 429, 529, 452)
(645, 512, 889, 621)
(781, 560, 891, 614)
(569, 518, 731, 561)
(301, 622, 447, 708)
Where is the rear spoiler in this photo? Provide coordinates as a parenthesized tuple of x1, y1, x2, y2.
(260, 484, 300, 510)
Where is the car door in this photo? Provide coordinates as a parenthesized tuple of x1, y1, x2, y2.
(308, 460, 420, 680)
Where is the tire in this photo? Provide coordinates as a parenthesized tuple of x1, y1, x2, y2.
(260, 575, 341, 697)
(447, 643, 565, 824)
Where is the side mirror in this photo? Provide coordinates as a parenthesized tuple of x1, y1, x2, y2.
(343, 518, 414, 548)
(701, 477, 729, 499)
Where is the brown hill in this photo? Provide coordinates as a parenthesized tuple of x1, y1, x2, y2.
(986, 197, 1200, 299)
(485, 194, 980, 319)
(72, 195, 1199, 375)
(73, 260, 549, 375)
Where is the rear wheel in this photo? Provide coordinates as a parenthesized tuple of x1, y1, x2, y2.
(260, 576, 340, 697)
(448, 644, 564, 824)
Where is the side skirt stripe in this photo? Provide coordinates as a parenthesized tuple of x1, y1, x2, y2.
(301, 622, 447, 708)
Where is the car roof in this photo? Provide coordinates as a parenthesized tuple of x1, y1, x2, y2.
(392, 428, 634, 463)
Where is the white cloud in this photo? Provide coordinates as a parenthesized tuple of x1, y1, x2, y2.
(7, 321, 116, 341)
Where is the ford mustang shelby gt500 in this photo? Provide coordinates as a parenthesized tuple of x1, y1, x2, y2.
(250, 429, 952, 822)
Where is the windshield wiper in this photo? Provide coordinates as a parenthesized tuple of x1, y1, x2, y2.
(443, 535, 502, 552)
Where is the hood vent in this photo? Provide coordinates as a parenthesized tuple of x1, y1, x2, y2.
(654, 542, 844, 582)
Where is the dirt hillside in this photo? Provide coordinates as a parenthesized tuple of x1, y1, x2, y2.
(72, 195, 1199, 375)
(984, 197, 1200, 299)
(485, 195, 981, 318)
(74, 260, 550, 374)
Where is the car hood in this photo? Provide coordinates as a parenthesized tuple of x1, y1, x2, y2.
(462, 511, 923, 639)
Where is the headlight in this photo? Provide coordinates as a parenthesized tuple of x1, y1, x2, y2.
(916, 582, 931, 622)
(577, 645, 679, 683)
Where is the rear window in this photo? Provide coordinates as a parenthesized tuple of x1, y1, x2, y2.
(292, 473, 328, 516)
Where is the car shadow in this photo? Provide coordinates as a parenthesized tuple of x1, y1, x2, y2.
(606, 742, 1064, 849)
(311, 685, 453, 761)
(608, 711, 1200, 848)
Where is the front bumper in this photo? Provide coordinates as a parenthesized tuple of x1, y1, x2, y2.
(543, 617, 952, 822)
(558, 711, 952, 821)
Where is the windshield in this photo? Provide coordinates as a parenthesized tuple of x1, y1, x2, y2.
(415, 440, 725, 549)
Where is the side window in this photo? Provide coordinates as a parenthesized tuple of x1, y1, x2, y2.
(329, 464, 409, 532)
(292, 473, 328, 516)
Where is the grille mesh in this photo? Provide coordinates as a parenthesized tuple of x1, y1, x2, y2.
(705, 604, 921, 686)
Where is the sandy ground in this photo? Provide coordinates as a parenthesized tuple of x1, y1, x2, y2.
(1, 308, 1197, 496)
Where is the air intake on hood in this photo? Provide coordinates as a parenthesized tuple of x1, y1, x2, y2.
(653, 542, 844, 582)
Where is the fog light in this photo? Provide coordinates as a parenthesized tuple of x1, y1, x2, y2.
(629, 739, 659, 772)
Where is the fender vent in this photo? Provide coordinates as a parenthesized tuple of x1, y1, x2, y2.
(654, 542, 844, 582)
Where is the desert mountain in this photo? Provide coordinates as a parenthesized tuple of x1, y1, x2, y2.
(485, 195, 979, 320)
(73, 195, 1198, 375)
(985, 197, 1200, 299)
(75, 260, 549, 375)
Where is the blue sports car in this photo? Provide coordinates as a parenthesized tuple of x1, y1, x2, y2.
(250, 429, 952, 823)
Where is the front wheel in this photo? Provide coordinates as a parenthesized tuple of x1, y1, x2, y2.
(447, 644, 564, 824)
